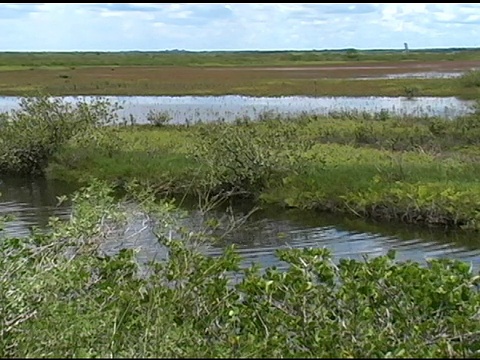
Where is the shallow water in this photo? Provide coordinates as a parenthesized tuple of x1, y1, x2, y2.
(0, 95, 474, 124)
(356, 71, 465, 80)
(2, 177, 480, 271)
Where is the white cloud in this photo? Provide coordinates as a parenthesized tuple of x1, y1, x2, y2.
(0, 3, 479, 51)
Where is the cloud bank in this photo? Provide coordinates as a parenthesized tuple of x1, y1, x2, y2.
(1, 3, 479, 51)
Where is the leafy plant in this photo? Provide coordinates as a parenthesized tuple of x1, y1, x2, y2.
(3, 181, 480, 357)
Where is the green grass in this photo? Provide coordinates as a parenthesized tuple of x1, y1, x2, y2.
(0, 48, 480, 67)
(46, 108, 480, 230)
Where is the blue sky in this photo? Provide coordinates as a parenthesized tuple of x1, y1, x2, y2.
(1, 3, 479, 51)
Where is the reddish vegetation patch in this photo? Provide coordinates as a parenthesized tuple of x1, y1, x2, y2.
(0, 59, 478, 97)
(71, 59, 480, 83)
(205, 60, 480, 79)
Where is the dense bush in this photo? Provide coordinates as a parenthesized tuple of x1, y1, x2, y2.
(0, 96, 120, 175)
(189, 120, 315, 195)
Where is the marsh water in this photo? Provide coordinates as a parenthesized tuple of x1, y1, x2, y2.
(1, 94, 480, 270)
(2, 177, 480, 272)
(0, 95, 474, 124)
(357, 71, 465, 80)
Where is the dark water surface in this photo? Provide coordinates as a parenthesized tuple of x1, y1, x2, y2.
(2, 177, 480, 271)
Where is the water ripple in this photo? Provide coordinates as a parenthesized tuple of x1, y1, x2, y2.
(3, 178, 480, 271)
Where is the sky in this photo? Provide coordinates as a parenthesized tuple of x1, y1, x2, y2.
(1, 3, 480, 51)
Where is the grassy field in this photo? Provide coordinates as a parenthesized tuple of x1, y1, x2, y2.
(2, 48, 480, 67)
(1, 66, 480, 98)
(0, 49, 479, 97)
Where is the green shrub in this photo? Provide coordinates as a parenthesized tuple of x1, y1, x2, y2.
(0, 96, 120, 175)
(403, 85, 420, 99)
(189, 121, 315, 195)
(2, 180, 480, 357)
(459, 69, 480, 88)
(146, 109, 172, 127)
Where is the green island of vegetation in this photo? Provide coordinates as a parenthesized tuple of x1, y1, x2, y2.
(2, 49, 480, 357)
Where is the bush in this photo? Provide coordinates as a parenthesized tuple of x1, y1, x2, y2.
(459, 69, 480, 88)
(0, 96, 120, 175)
(189, 121, 315, 195)
(146, 109, 172, 127)
(403, 86, 420, 99)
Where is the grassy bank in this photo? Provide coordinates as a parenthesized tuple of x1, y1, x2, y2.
(2, 96, 480, 229)
(41, 100, 480, 230)
(2, 180, 480, 358)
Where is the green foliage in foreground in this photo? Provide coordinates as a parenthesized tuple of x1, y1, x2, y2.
(2, 180, 480, 358)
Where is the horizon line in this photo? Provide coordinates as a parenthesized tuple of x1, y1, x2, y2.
(1, 46, 480, 53)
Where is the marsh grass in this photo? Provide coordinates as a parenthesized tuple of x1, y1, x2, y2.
(42, 103, 480, 230)
(0, 66, 477, 98)
(2, 95, 480, 229)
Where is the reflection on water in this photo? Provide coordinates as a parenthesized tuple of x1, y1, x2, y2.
(2, 178, 480, 271)
(0, 95, 474, 124)
(0, 177, 74, 237)
(204, 206, 480, 270)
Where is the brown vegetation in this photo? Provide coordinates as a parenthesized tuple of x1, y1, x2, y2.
(1, 59, 479, 97)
